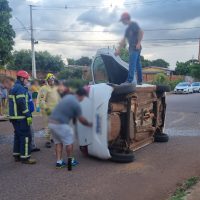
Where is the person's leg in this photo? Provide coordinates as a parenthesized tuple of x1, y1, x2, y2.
(19, 119, 36, 164)
(48, 123, 66, 168)
(66, 144, 73, 158)
(136, 50, 143, 84)
(30, 125, 40, 152)
(127, 51, 138, 83)
(42, 109, 51, 148)
(12, 121, 21, 161)
(55, 143, 63, 161)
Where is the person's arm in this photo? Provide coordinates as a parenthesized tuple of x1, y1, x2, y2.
(15, 87, 31, 118)
(136, 29, 144, 50)
(78, 116, 92, 127)
(115, 38, 126, 56)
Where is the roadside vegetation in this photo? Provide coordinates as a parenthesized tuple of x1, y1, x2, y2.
(152, 73, 183, 91)
(170, 177, 199, 200)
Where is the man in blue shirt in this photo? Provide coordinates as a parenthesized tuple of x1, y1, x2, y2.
(115, 12, 144, 85)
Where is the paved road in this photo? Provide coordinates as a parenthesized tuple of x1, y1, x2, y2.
(165, 93, 200, 136)
(0, 93, 200, 200)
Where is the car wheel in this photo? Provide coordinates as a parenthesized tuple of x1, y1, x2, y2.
(110, 83, 136, 95)
(110, 149, 135, 163)
(156, 85, 170, 93)
(154, 133, 169, 143)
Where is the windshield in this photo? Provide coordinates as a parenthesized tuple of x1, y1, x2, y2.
(192, 83, 199, 86)
(178, 83, 190, 87)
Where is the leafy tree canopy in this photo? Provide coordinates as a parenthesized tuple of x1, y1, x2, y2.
(0, 0, 15, 66)
(67, 57, 92, 66)
(119, 47, 169, 68)
(8, 50, 65, 72)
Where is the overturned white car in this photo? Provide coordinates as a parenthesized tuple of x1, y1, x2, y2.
(77, 49, 170, 163)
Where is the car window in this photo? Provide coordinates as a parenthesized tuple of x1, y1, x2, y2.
(93, 56, 109, 83)
(192, 83, 199, 86)
(178, 83, 189, 86)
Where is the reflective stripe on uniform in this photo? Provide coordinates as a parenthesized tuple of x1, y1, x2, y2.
(16, 94, 26, 99)
(20, 155, 30, 158)
(9, 95, 17, 116)
(22, 109, 29, 114)
(9, 116, 25, 119)
(25, 94, 29, 112)
(13, 153, 20, 156)
(25, 137, 29, 157)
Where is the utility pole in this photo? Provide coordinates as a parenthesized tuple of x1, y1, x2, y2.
(198, 38, 200, 63)
(30, 5, 36, 79)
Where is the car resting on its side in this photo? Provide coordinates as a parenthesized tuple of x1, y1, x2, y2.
(77, 48, 170, 163)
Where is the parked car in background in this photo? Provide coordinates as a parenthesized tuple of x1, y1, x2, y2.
(174, 82, 193, 94)
(191, 82, 200, 93)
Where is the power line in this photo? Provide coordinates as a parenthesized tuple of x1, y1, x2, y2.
(22, 37, 199, 43)
(19, 40, 198, 49)
(32, 0, 190, 11)
(14, 26, 200, 33)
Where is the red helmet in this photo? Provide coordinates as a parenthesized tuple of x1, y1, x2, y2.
(17, 70, 30, 79)
(120, 12, 131, 21)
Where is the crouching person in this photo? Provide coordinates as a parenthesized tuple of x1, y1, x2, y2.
(48, 88, 92, 170)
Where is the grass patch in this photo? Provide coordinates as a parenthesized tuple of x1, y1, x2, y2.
(170, 177, 199, 200)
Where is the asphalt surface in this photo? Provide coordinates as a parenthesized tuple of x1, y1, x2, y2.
(0, 93, 200, 200)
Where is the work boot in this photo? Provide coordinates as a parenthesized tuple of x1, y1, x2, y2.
(45, 142, 51, 148)
(21, 158, 36, 164)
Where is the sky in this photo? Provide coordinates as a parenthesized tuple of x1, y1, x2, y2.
(9, 0, 200, 69)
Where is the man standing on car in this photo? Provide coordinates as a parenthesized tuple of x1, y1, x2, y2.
(115, 12, 144, 85)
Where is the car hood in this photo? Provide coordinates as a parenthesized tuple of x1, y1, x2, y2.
(95, 48, 128, 84)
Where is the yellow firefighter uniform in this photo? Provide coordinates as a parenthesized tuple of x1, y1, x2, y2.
(36, 84, 60, 144)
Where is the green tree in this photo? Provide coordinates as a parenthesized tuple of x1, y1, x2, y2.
(0, 0, 15, 66)
(8, 50, 65, 72)
(75, 56, 92, 66)
(151, 59, 169, 68)
(120, 48, 129, 63)
(67, 58, 75, 65)
(141, 55, 152, 67)
(190, 63, 200, 80)
(119, 48, 153, 67)
(175, 61, 190, 75)
(57, 67, 82, 80)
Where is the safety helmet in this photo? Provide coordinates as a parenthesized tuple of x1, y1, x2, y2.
(46, 73, 55, 81)
(120, 12, 131, 21)
(17, 70, 30, 79)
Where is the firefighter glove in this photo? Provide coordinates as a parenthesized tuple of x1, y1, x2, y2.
(27, 117, 33, 126)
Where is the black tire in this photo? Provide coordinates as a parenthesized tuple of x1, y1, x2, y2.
(156, 85, 170, 93)
(109, 83, 136, 95)
(154, 133, 169, 143)
(110, 149, 135, 163)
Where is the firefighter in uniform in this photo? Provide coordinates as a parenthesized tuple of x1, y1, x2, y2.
(9, 70, 36, 164)
(36, 73, 60, 148)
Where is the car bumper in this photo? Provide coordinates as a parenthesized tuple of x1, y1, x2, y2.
(174, 90, 188, 94)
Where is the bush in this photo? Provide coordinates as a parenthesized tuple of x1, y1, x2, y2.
(152, 73, 183, 91)
(153, 73, 168, 85)
(168, 79, 183, 90)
